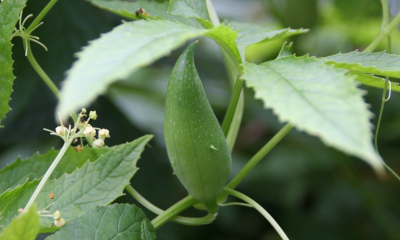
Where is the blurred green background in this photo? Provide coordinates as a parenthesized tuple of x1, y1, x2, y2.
(1, 0, 400, 239)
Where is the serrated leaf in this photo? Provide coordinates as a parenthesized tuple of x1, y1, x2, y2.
(141, 219, 154, 240)
(0, 145, 112, 194)
(87, 0, 198, 27)
(169, 0, 213, 28)
(0, 0, 28, 127)
(46, 204, 156, 240)
(0, 135, 153, 232)
(57, 19, 210, 120)
(349, 72, 400, 92)
(57, 20, 237, 120)
(229, 21, 309, 62)
(277, 42, 293, 59)
(242, 56, 384, 173)
(324, 51, 400, 78)
(0, 204, 39, 240)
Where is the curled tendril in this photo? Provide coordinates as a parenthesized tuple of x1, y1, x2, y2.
(10, 10, 48, 56)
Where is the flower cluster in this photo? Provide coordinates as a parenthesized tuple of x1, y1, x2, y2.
(44, 109, 110, 148)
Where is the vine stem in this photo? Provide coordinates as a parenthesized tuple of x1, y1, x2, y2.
(221, 78, 244, 136)
(223, 188, 289, 240)
(226, 123, 293, 190)
(363, 10, 400, 52)
(151, 195, 199, 230)
(26, 0, 59, 33)
(24, 138, 72, 212)
(125, 185, 215, 226)
(26, 42, 60, 98)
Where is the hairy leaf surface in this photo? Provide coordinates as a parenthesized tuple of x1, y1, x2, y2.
(0, 204, 39, 240)
(169, 0, 212, 28)
(0, 145, 111, 194)
(0, 0, 27, 127)
(324, 51, 400, 78)
(46, 204, 156, 240)
(242, 56, 383, 172)
(57, 20, 240, 119)
(0, 135, 153, 232)
(57, 20, 209, 119)
(88, 0, 198, 27)
(230, 21, 309, 61)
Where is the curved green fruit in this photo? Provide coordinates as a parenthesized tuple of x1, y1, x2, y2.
(164, 42, 232, 214)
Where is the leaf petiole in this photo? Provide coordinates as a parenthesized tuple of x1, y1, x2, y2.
(223, 187, 289, 240)
(125, 185, 215, 226)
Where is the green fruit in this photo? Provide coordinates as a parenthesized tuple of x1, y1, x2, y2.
(164, 42, 232, 214)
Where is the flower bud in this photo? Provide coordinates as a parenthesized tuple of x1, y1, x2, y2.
(98, 129, 110, 140)
(84, 125, 96, 139)
(54, 218, 65, 228)
(55, 126, 67, 135)
(81, 108, 87, 113)
(53, 210, 61, 220)
(93, 139, 105, 148)
(89, 111, 97, 120)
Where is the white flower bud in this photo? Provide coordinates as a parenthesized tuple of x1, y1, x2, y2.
(55, 126, 67, 135)
(81, 108, 87, 113)
(98, 129, 110, 140)
(93, 139, 105, 148)
(84, 125, 96, 139)
(54, 218, 65, 228)
(89, 111, 97, 120)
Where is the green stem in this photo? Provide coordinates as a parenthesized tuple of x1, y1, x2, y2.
(125, 185, 215, 226)
(223, 188, 289, 240)
(363, 11, 400, 52)
(206, 0, 220, 26)
(26, 42, 60, 98)
(375, 36, 391, 154)
(226, 123, 293, 190)
(151, 195, 199, 230)
(24, 138, 72, 212)
(380, 0, 389, 30)
(221, 78, 244, 136)
(26, 0, 59, 33)
(226, 93, 244, 150)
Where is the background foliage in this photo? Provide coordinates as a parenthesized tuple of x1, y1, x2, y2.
(1, 0, 400, 239)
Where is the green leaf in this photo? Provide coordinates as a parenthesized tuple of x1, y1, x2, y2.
(204, 24, 241, 65)
(324, 51, 400, 78)
(0, 135, 153, 232)
(57, 19, 210, 120)
(0, 204, 39, 240)
(229, 21, 309, 61)
(0, 145, 111, 194)
(349, 72, 400, 93)
(0, 0, 27, 127)
(277, 42, 293, 59)
(242, 56, 384, 173)
(169, 0, 213, 28)
(46, 204, 156, 240)
(87, 0, 198, 27)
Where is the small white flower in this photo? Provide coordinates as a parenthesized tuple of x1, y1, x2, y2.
(81, 108, 87, 114)
(93, 139, 105, 148)
(89, 111, 97, 120)
(98, 129, 110, 140)
(84, 125, 96, 139)
(54, 218, 65, 228)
